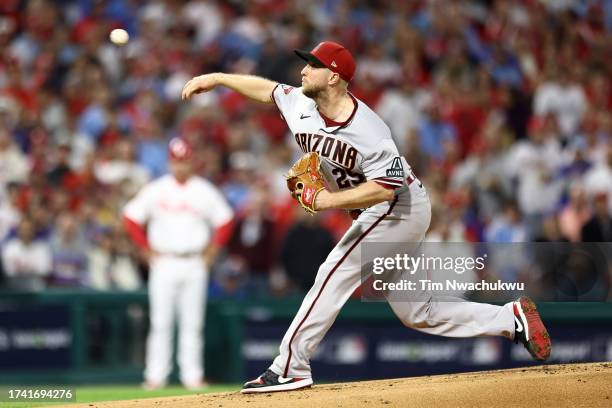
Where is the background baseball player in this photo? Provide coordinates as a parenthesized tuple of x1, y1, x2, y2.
(181, 41, 551, 393)
(122, 138, 234, 390)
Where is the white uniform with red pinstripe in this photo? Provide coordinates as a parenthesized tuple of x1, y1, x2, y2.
(267, 84, 516, 380)
(123, 173, 233, 387)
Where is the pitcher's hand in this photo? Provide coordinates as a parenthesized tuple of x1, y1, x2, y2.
(181, 73, 220, 100)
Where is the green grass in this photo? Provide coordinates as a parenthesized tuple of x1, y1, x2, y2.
(1, 384, 240, 408)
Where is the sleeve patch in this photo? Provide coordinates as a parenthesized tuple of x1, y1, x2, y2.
(386, 157, 404, 177)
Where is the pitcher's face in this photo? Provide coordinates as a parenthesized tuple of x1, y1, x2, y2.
(301, 63, 332, 99)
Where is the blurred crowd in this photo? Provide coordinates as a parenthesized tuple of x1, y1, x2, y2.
(0, 0, 610, 296)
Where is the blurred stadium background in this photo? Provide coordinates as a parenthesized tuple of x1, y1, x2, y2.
(0, 0, 611, 398)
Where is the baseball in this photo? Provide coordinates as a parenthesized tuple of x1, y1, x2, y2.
(109, 28, 129, 45)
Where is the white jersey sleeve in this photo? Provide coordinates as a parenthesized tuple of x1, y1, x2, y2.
(361, 138, 405, 188)
(123, 183, 156, 224)
(271, 83, 303, 121)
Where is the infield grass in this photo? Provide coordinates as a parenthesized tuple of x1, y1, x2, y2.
(2, 384, 240, 408)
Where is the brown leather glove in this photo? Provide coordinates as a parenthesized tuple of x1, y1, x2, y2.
(285, 152, 327, 214)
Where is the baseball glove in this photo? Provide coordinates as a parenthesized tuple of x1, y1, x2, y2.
(285, 152, 326, 214)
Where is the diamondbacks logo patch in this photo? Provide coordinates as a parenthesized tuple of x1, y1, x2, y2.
(386, 157, 404, 177)
(282, 85, 294, 95)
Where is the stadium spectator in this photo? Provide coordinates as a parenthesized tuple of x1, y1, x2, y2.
(226, 185, 278, 297)
(505, 116, 564, 238)
(357, 42, 401, 85)
(583, 146, 612, 214)
(558, 185, 592, 243)
(375, 71, 425, 152)
(0, 126, 29, 188)
(579, 113, 609, 166)
(0, 182, 21, 243)
(46, 141, 74, 187)
(209, 255, 249, 300)
(48, 212, 89, 287)
(1, 217, 51, 291)
(533, 67, 588, 140)
(484, 201, 528, 243)
(450, 119, 513, 222)
(534, 215, 567, 243)
(88, 227, 141, 291)
(416, 99, 457, 163)
(93, 138, 151, 196)
(77, 84, 114, 143)
(581, 193, 612, 242)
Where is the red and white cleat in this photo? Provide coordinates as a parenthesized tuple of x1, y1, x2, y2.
(513, 296, 552, 361)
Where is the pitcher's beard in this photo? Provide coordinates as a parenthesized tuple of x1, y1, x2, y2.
(302, 83, 325, 99)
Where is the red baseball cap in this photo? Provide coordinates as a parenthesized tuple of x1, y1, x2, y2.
(168, 137, 192, 161)
(295, 41, 356, 82)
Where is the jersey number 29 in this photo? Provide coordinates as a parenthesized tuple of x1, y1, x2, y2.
(332, 167, 366, 189)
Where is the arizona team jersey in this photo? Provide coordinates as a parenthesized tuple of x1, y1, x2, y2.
(271, 84, 419, 208)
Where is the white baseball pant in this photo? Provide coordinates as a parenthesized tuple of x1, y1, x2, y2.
(270, 189, 515, 378)
(144, 255, 208, 385)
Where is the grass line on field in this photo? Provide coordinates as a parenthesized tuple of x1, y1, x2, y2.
(1, 384, 241, 408)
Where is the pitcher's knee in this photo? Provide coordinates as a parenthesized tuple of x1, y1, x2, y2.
(314, 262, 333, 281)
(397, 301, 434, 328)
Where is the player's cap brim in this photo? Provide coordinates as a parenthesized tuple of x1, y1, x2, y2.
(294, 49, 327, 69)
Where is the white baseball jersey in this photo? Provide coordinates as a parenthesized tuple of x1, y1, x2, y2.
(123, 174, 233, 253)
(272, 84, 420, 211)
(266, 84, 515, 380)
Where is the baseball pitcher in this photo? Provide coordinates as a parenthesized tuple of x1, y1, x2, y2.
(182, 41, 551, 393)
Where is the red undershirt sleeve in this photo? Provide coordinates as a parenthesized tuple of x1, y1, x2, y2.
(212, 219, 235, 247)
(123, 215, 150, 251)
(374, 181, 399, 190)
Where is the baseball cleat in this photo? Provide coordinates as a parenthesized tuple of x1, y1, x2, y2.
(241, 369, 313, 394)
(513, 296, 551, 361)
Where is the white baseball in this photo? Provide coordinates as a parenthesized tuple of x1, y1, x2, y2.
(110, 28, 129, 45)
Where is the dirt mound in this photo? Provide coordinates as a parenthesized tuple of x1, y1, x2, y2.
(64, 363, 612, 408)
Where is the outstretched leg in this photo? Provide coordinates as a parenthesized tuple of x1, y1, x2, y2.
(242, 212, 402, 393)
(242, 199, 432, 394)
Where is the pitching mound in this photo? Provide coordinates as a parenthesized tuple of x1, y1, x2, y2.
(65, 363, 611, 408)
